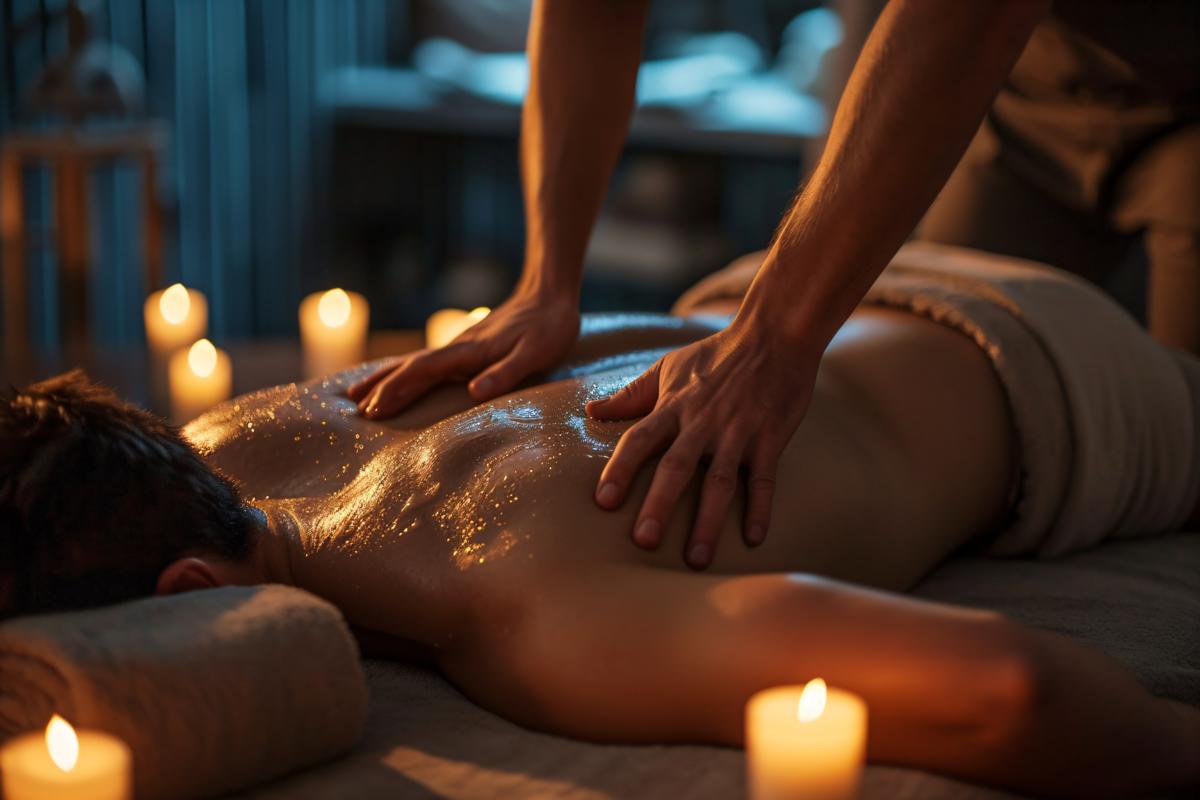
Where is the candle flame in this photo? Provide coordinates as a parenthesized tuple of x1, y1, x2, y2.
(318, 289, 352, 328)
(797, 678, 827, 723)
(466, 306, 491, 325)
(160, 283, 191, 325)
(188, 339, 218, 378)
(46, 714, 79, 773)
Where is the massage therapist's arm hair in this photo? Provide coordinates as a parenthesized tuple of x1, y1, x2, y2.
(743, 0, 1051, 347)
(349, 0, 650, 417)
(588, 0, 1053, 568)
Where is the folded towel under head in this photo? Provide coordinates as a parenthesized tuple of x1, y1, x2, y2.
(0, 584, 368, 799)
(674, 242, 1200, 557)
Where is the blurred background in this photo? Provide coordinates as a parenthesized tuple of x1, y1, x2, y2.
(0, 0, 880, 410)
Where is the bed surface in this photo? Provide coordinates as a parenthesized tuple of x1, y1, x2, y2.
(238, 534, 1199, 800)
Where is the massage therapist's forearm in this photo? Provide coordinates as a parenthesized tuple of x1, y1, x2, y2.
(740, 0, 1050, 352)
(518, 0, 649, 300)
(346, 0, 649, 416)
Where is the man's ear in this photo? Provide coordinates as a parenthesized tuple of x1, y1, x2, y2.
(156, 557, 225, 596)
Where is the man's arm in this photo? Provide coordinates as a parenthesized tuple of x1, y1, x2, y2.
(743, 0, 1050, 347)
(588, 0, 1052, 568)
(517, 0, 648, 300)
(349, 0, 650, 417)
(447, 568, 1198, 798)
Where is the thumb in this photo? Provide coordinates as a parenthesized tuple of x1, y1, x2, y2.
(468, 341, 537, 401)
(586, 362, 660, 420)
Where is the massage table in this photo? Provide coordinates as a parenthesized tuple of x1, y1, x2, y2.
(237, 533, 1199, 800)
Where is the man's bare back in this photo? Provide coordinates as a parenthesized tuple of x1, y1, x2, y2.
(191, 306, 1009, 585)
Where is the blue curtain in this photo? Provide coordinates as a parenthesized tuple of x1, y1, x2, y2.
(1, 0, 400, 348)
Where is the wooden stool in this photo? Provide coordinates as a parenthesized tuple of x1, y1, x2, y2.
(1, 122, 166, 357)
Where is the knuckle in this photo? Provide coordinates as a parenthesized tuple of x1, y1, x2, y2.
(658, 452, 693, 475)
(398, 360, 427, 379)
(704, 468, 737, 491)
(626, 423, 658, 447)
(748, 473, 777, 492)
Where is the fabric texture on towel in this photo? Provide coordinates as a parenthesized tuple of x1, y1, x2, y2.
(0, 584, 368, 800)
(673, 242, 1200, 557)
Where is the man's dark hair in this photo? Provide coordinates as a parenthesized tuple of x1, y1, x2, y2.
(0, 371, 255, 619)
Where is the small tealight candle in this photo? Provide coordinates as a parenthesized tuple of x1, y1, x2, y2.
(145, 283, 208, 358)
(1, 714, 131, 800)
(168, 338, 232, 423)
(425, 306, 490, 349)
(299, 288, 369, 379)
(746, 679, 868, 800)
(144, 283, 208, 408)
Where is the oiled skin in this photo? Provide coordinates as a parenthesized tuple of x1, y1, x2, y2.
(184, 309, 1197, 799)
(192, 309, 1011, 589)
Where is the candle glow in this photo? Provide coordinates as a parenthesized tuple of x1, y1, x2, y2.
(746, 681, 867, 800)
(46, 715, 79, 773)
(797, 677, 826, 722)
(425, 306, 491, 349)
(188, 339, 218, 379)
(2, 715, 132, 800)
(299, 289, 369, 379)
(158, 283, 191, 325)
(317, 288, 352, 328)
(169, 339, 232, 423)
(145, 285, 208, 411)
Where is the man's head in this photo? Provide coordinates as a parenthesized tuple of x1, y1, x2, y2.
(0, 371, 259, 620)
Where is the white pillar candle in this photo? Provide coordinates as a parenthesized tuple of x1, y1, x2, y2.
(168, 339, 232, 423)
(299, 288, 369, 379)
(1, 715, 131, 800)
(144, 283, 208, 409)
(746, 679, 868, 800)
(425, 306, 490, 349)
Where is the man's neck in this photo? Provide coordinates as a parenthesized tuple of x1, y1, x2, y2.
(246, 498, 441, 664)
(247, 502, 300, 587)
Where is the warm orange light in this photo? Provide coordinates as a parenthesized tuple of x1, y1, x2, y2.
(159, 283, 191, 325)
(188, 339, 218, 378)
(797, 678, 827, 723)
(466, 306, 491, 325)
(317, 289, 352, 328)
(45, 714, 79, 773)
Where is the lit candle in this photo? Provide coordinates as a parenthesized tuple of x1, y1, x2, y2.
(746, 679, 868, 800)
(144, 283, 208, 409)
(145, 283, 208, 357)
(1, 715, 131, 800)
(425, 306, 490, 349)
(299, 288, 369, 379)
(168, 339, 232, 423)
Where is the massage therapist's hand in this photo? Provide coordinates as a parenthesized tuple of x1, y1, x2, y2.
(587, 317, 817, 569)
(348, 286, 580, 418)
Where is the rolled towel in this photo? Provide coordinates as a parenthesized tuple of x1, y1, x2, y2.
(0, 584, 368, 799)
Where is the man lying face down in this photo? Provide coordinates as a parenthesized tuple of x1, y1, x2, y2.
(2, 292, 1199, 799)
